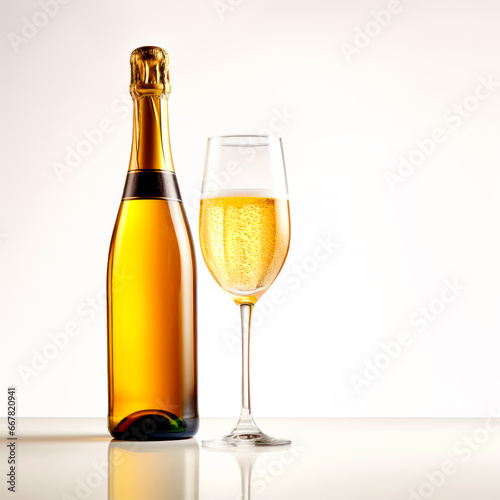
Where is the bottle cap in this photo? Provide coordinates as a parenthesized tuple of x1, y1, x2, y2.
(130, 46, 171, 99)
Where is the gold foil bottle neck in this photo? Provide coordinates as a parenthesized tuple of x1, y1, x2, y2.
(130, 46, 171, 99)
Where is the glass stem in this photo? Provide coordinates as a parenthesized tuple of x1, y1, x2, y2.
(235, 303, 260, 434)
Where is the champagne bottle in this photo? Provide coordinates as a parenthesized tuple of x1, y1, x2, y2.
(107, 46, 198, 440)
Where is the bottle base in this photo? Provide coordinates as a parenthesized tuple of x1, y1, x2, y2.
(108, 409, 199, 441)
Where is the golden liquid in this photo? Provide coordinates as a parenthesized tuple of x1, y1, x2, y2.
(199, 192, 290, 304)
(107, 199, 197, 439)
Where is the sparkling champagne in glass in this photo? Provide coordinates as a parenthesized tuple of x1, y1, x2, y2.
(199, 135, 291, 449)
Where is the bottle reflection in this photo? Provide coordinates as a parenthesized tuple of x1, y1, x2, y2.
(108, 438, 199, 500)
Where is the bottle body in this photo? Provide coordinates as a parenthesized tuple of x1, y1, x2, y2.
(107, 189, 198, 440)
(107, 47, 198, 440)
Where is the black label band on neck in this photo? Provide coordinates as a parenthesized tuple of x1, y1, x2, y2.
(122, 170, 182, 201)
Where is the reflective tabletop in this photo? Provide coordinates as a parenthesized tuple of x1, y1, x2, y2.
(2, 418, 499, 499)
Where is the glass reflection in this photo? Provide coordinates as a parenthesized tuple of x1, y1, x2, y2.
(108, 439, 199, 500)
(206, 445, 291, 499)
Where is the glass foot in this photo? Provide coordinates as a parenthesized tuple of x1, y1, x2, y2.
(202, 414, 291, 450)
(202, 433, 291, 450)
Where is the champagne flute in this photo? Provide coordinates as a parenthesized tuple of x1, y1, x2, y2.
(199, 135, 291, 449)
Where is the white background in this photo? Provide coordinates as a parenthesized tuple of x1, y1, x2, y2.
(1, 0, 500, 418)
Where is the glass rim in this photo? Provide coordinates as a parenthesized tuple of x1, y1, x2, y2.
(206, 134, 282, 144)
